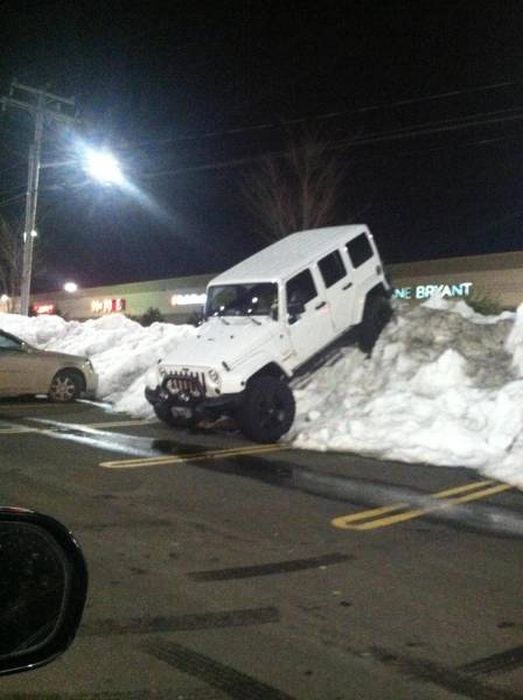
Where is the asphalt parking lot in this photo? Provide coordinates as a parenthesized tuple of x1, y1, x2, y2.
(0, 397, 522, 699)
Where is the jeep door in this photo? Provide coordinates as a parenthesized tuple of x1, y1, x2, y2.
(342, 231, 378, 322)
(284, 268, 334, 365)
(316, 248, 354, 333)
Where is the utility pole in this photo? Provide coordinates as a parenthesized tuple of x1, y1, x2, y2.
(1, 81, 78, 315)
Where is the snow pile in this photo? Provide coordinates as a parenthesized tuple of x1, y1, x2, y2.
(0, 312, 195, 416)
(292, 299, 523, 486)
(1, 301, 522, 487)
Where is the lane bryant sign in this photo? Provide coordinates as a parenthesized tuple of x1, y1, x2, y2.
(393, 282, 473, 300)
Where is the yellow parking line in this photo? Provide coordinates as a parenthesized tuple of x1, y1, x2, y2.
(446, 482, 513, 504)
(99, 443, 289, 469)
(331, 503, 409, 526)
(331, 479, 513, 531)
(354, 508, 428, 530)
(428, 479, 495, 498)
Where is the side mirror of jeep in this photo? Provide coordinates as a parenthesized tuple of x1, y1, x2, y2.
(0, 507, 88, 676)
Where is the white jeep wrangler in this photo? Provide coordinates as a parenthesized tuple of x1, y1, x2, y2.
(145, 225, 391, 442)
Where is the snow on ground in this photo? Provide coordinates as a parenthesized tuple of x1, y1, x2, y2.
(1, 300, 522, 487)
(291, 299, 523, 487)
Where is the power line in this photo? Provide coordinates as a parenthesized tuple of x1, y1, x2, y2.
(139, 106, 523, 180)
(0, 182, 25, 199)
(0, 163, 25, 180)
(337, 107, 523, 147)
(123, 79, 517, 150)
(0, 192, 26, 208)
(387, 132, 523, 160)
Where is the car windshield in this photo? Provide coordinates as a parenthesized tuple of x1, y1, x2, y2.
(206, 283, 278, 318)
(0, 330, 23, 351)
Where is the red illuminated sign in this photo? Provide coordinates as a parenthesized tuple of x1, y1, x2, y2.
(32, 303, 56, 315)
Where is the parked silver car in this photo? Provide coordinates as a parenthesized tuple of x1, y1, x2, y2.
(0, 329, 97, 402)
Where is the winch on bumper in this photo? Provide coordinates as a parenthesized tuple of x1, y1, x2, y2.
(145, 368, 239, 416)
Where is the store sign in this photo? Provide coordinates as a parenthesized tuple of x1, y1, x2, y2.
(32, 303, 56, 315)
(170, 293, 207, 307)
(393, 282, 473, 301)
(91, 298, 127, 314)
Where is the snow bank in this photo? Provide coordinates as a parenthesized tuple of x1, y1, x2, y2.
(292, 300, 523, 487)
(1, 301, 522, 487)
(0, 312, 196, 417)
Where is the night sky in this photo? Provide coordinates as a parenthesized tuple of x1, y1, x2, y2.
(1, 1, 523, 293)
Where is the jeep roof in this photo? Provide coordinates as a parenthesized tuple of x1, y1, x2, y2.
(209, 225, 374, 286)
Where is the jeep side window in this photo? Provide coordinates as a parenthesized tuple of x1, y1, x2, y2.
(286, 269, 317, 308)
(318, 250, 346, 288)
(346, 233, 373, 268)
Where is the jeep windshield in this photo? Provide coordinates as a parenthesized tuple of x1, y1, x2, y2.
(206, 283, 278, 318)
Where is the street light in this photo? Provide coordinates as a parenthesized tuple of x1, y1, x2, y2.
(83, 148, 124, 186)
(63, 281, 78, 293)
(18, 142, 123, 316)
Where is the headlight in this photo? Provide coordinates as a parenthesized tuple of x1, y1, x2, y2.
(208, 368, 221, 385)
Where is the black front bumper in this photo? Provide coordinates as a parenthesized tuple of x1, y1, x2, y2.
(145, 384, 241, 411)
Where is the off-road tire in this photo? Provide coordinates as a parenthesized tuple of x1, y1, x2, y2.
(48, 370, 83, 403)
(238, 375, 295, 443)
(358, 295, 392, 355)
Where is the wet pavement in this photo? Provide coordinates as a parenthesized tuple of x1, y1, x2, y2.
(0, 397, 522, 699)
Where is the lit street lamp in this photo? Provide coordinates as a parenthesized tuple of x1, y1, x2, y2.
(63, 281, 78, 293)
(19, 141, 122, 316)
(83, 148, 124, 186)
(1, 82, 125, 316)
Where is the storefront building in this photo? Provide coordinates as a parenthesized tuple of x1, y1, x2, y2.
(1, 274, 213, 323)
(389, 250, 523, 309)
(1, 251, 522, 322)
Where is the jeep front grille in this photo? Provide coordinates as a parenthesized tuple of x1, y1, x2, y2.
(163, 370, 207, 399)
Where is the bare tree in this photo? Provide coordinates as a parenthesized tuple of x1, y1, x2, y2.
(0, 213, 22, 304)
(240, 128, 350, 242)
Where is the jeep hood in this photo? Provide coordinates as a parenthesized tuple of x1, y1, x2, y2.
(161, 318, 279, 369)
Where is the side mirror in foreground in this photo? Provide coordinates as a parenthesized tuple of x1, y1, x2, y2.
(0, 507, 88, 676)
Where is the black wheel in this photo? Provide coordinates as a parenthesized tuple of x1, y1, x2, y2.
(358, 295, 392, 355)
(238, 376, 295, 443)
(153, 399, 195, 428)
(48, 370, 83, 403)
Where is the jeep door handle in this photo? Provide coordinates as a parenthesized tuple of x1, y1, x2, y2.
(342, 282, 353, 290)
(315, 301, 327, 310)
